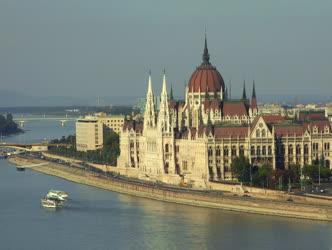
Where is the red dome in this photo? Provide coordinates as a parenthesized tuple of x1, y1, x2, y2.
(188, 37, 225, 93)
(188, 64, 225, 93)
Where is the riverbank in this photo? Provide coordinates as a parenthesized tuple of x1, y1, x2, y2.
(8, 155, 332, 222)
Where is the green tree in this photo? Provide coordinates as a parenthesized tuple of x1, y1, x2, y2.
(255, 163, 273, 188)
(231, 156, 251, 183)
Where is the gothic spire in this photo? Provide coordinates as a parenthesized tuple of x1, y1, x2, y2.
(170, 84, 174, 100)
(242, 80, 247, 99)
(252, 80, 256, 99)
(224, 86, 228, 100)
(251, 80, 257, 110)
(202, 33, 210, 65)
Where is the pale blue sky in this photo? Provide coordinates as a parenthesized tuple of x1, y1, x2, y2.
(0, 0, 331, 103)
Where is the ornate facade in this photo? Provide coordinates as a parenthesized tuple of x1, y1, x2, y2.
(117, 38, 332, 188)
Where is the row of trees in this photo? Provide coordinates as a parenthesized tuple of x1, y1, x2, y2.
(231, 156, 331, 189)
(0, 113, 22, 135)
(49, 130, 120, 165)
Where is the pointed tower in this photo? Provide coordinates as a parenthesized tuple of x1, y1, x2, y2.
(169, 84, 174, 100)
(143, 71, 156, 129)
(158, 71, 171, 133)
(242, 80, 247, 99)
(224, 86, 228, 100)
(202, 33, 210, 65)
(250, 80, 258, 116)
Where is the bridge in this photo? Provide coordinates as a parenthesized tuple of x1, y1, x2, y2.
(0, 142, 70, 152)
(13, 115, 79, 127)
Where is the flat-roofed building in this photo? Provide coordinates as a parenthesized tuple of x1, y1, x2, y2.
(76, 116, 103, 152)
(95, 112, 125, 134)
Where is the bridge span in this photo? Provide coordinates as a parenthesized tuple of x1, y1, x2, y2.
(0, 142, 69, 152)
(13, 116, 79, 127)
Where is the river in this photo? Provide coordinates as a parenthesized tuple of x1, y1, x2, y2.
(0, 119, 332, 250)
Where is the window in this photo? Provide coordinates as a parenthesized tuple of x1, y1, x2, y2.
(239, 145, 244, 156)
(231, 146, 237, 156)
(313, 143, 319, 151)
(223, 146, 229, 157)
(208, 147, 213, 157)
(288, 145, 293, 155)
(304, 144, 309, 155)
(261, 129, 266, 137)
(262, 146, 266, 155)
(256, 129, 260, 138)
(268, 146, 272, 155)
(257, 146, 261, 156)
(251, 146, 255, 155)
(324, 143, 330, 151)
(296, 145, 301, 155)
(216, 146, 221, 156)
(165, 144, 169, 153)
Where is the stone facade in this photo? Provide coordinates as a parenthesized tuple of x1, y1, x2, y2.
(117, 39, 332, 188)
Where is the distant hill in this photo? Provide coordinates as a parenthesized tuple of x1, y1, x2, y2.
(0, 89, 140, 107)
(0, 89, 330, 107)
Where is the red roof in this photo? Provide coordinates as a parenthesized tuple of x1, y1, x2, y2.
(304, 120, 331, 133)
(299, 112, 326, 121)
(274, 125, 305, 137)
(214, 126, 248, 138)
(262, 114, 285, 124)
(223, 101, 249, 117)
(188, 64, 225, 93)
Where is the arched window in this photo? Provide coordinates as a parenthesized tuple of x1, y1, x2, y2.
(268, 146, 272, 155)
(296, 144, 301, 155)
(288, 145, 293, 155)
(304, 144, 309, 155)
(216, 146, 221, 156)
(231, 146, 237, 156)
(256, 129, 260, 138)
(262, 146, 266, 155)
(224, 146, 229, 157)
(208, 147, 213, 157)
(261, 129, 266, 137)
(165, 144, 169, 153)
(251, 146, 255, 155)
(257, 146, 261, 156)
(239, 145, 244, 156)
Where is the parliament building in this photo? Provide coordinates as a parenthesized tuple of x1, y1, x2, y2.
(117, 37, 332, 188)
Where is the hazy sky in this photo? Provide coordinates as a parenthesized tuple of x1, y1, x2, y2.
(1, 0, 332, 101)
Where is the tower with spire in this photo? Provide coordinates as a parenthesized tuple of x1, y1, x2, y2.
(242, 80, 247, 100)
(250, 80, 258, 116)
(143, 71, 156, 129)
(157, 70, 172, 133)
(202, 33, 210, 65)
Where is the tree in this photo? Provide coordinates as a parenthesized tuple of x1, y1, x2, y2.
(255, 163, 273, 188)
(231, 156, 251, 183)
(303, 164, 318, 181)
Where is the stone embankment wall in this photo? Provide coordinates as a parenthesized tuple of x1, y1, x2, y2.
(8, 155, 332, 221)
(42, 152, 332, 206)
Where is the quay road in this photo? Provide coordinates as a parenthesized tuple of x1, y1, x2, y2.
(15, 153, 332, 212)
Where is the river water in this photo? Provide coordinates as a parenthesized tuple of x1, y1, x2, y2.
(0, 119, 332, 250)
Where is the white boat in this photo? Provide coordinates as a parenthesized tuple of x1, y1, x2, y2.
(46, 190, 69, 201)
(41, 197, 63, 208)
